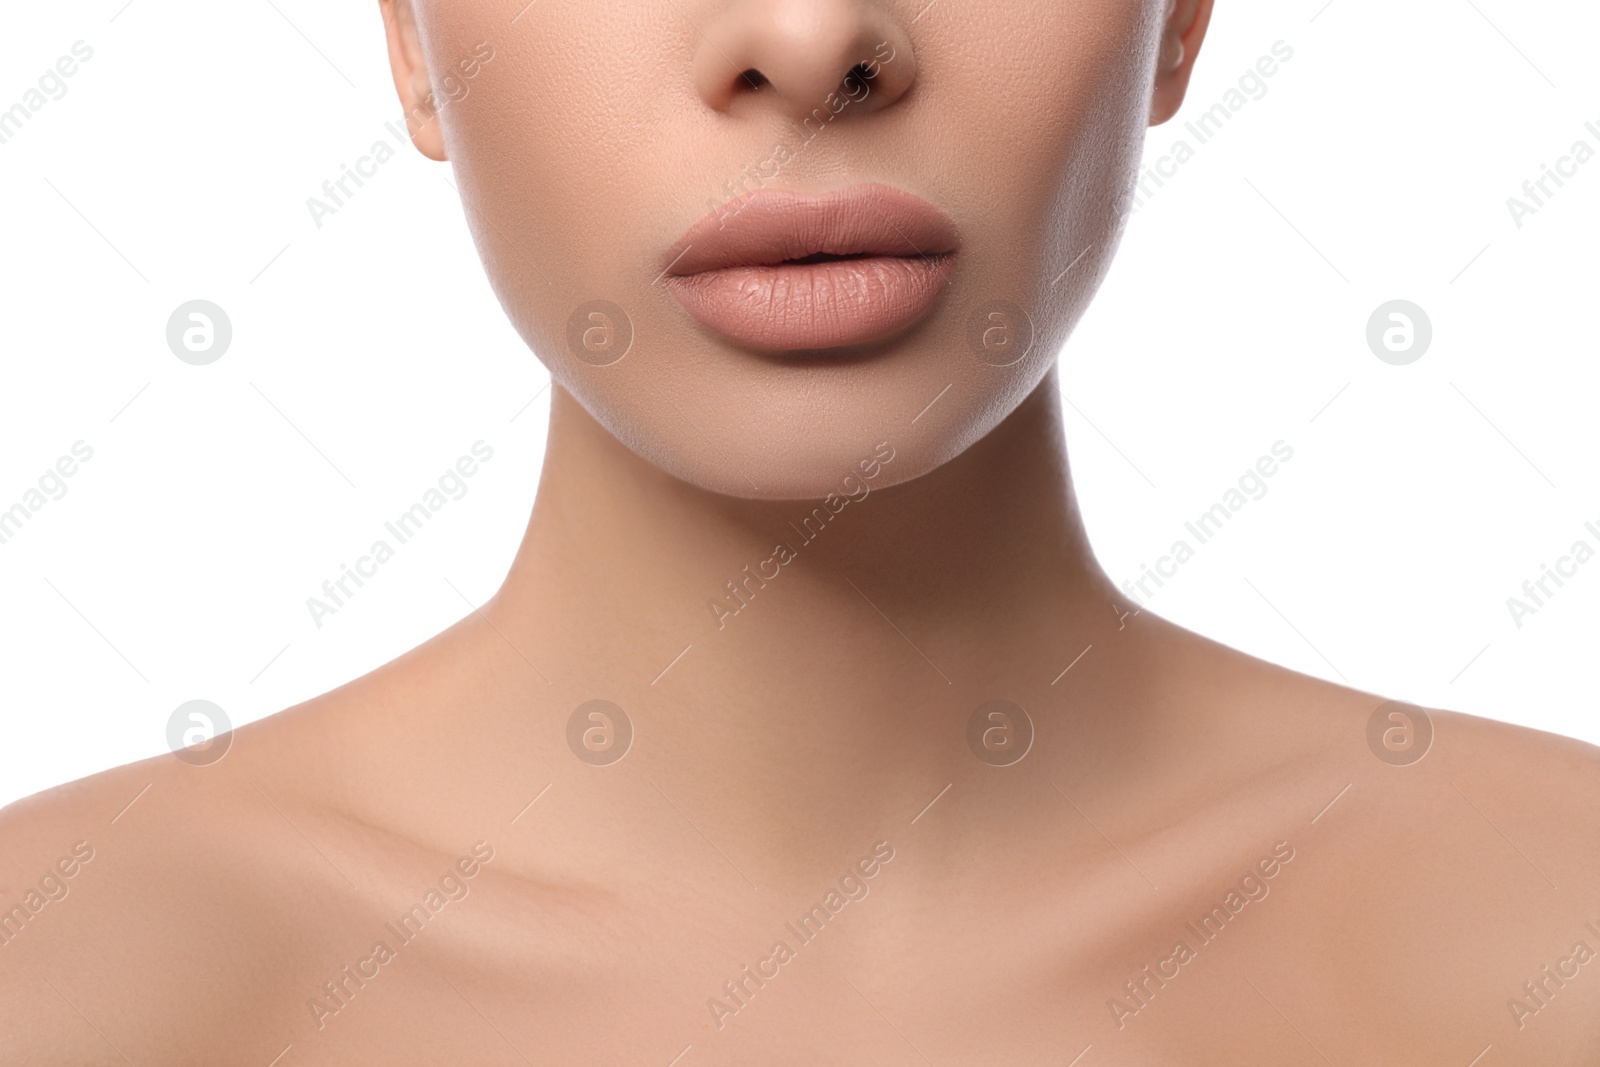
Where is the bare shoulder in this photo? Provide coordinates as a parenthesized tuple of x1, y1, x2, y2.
(1404, 704, 1600, 875)
(1146, 624, 1600, 1054)
(0, 745, 195, 918)
(0, 694, 379, 1064)
(1253, 659, 1600, 890)
(0, 619, 526, 1064)
(1426, 700, 1600, 770)
(0, 710, 340, 1049)
(0, 748, 207, 1063)
(1275, 687, 1600, 1057)
(1155, 625, 1600, 867)
(1198, 626, 1600, 863)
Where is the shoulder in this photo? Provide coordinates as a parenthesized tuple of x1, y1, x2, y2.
(1151, 626, 1600, 859)
(1357, 702, 1600, 866)
(1418, 705, 1600, 895)
(0, 751, 202, 1062)
(1252, 668, 1600, 896)
(1429, 704, 1600, 784)
(0, 699, 376, 1064)
(1158, 626, 1600, 1054)
(0, 619, 524, 1064)
(1280, 694, 1600, 1055)
(0, 748, 190, 918)
(1194, 628, 1600, 848)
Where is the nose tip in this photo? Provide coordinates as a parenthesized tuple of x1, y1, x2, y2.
(694, 0, 916, 118)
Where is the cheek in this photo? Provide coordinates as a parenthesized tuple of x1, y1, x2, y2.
(935, 3, 1160, 299)
(437, 4, 692, 363)
(890, 3, 1158, 421)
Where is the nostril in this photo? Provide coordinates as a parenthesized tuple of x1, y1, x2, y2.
(694, 26, 915, 116)
(842, 61, 876, 93)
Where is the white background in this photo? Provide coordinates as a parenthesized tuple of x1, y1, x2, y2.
(0, 0, 1595, 809)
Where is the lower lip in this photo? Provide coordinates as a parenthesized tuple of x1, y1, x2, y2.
(665, 253, 955, 352)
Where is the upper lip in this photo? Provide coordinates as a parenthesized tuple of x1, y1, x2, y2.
(662, 183, 960, 276)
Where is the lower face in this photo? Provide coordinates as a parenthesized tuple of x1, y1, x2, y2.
(414, 0, 1164, 499)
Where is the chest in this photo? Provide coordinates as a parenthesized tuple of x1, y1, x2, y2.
(267, 855, 1481, 1066)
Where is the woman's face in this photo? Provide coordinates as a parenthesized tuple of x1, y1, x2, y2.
(387, 0, 1203, 499)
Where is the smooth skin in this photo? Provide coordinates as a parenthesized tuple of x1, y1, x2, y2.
(3, 1, 1598, 1064)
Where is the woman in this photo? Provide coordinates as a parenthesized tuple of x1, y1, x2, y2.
(3, 0, 1596, 1062)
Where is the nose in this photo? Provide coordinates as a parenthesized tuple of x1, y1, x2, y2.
(693, 0, 917, 118)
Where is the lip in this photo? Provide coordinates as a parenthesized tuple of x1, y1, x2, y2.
(661, 184, 959, 352)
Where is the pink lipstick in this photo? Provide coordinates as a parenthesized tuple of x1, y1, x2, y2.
(661, 184, 959, 352)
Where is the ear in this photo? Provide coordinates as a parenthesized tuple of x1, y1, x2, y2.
(1149, 0, 1216, 126)
(379, 0, 447, 161)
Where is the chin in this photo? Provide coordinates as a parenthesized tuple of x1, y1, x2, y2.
(551, 302, 1055, 501)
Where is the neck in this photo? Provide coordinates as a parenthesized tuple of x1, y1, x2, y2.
(484, 365, 1152, 867)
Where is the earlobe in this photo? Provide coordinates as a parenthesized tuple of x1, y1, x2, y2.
(1148, 0, 1216, 127)
(379, 0, 448, 161)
